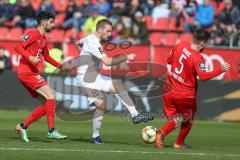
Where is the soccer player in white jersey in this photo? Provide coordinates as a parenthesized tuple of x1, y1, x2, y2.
(75, 19, 154, 144)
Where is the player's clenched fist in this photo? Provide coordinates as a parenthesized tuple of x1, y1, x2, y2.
(222, 62, 231, 72)
(29, 55, 41, 65)
(127, 53, 136, 61)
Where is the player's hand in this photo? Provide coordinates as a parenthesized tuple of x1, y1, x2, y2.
(29, 56, 41, 65)
(127, 53, 136, 61)
(76, 45, 82, 51)
(61, 63, 73, 74)
(222, 62, 231, 72)
(75, 41, 83, 51)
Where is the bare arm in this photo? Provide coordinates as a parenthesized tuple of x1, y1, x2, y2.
(101, 53, 136, 66)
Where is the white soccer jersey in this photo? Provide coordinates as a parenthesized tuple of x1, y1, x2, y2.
(76, 34, 113, 104)
(77, 34, 106, 76)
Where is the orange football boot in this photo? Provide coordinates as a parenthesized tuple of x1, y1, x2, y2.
(155, 130, 164, 149)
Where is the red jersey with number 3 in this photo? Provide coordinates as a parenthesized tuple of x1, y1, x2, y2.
(165, 41, 222, 99)
(18, 29, 48, 73)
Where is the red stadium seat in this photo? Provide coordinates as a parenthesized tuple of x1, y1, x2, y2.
(63, 43, 79, 58)
(185, 17, 194, 23)
(55, 13, 66, 26)
(162, 33, 179, 46)
(0, 28, 9, 40)
(180, 33, 192, 43)
(149, 32, 163, 45)
(7, 28, 23, 40)
(78, 31, 84, 39)
(24, 28, 35, 34)
(211, 1, 225, 16)
(52, 0, 69, 12)
(64, 29, 83, 41)
(155, 18, 169, 31)
(46, 29, 64, 42)
(64, 29, 72, 40)
(3, 21, 14, 27)
(77, 0, 84, 6)
(169, 17, 184, 32)
(143, 16, 154, 30)
(30, 0, 42, 11)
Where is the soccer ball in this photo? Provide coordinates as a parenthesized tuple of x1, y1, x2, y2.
(141, 126, 157, 144)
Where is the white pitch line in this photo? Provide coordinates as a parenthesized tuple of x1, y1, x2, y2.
(0, 147, 240, 158)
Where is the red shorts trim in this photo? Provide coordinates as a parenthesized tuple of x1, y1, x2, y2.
(18, 72, 48, 98)
(162, 93, 196, 121)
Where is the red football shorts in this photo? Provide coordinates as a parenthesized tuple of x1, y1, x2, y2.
(162, 93, 196, 121)
(18, 72, 48, 98)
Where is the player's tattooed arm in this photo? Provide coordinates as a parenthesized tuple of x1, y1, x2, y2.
(101, 53, 136, 66)
(221, 62, 231, 72)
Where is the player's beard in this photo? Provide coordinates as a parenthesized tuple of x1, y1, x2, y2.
(45, 28, 52, 33)
(103, 36, 112, 42)
(199, 48, 204, 52)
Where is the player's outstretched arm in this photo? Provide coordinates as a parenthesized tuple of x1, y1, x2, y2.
(43, 53, 73, 74)
(196, 62, 231, 81)
(101, 53, 136, 66)
(43, 52, 62, 69)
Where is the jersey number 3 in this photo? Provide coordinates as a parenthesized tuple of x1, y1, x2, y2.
(175, 54, 187, 74)
(35, 75, 44, 83)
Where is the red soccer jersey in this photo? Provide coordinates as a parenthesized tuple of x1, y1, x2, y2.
(15, 29, 62, 74)
(165, 41, 223, 99)
(16, 29, 48, 73)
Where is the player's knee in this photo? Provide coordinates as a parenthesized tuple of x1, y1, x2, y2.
(36, 86, 55, 100)
(112, 81, 126, 93)
(173, 114, 184, 127)
(94, 99, 106, 111)
(46, 93, 55, 100)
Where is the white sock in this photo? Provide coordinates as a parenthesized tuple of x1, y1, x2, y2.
(116, 90, 139, 117)
(92, 109, 104, 138)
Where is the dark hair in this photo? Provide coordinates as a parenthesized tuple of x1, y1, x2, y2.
(193, 29, 210, 44)
(36, 11, 55, 25)
(96, 19, 112, 31)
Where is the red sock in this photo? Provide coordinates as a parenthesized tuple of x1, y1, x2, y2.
(45, 99, 56, 129)
(160, 120, 177, 136)
(23, 105, 46, 127)
(175, 121, 193, 145)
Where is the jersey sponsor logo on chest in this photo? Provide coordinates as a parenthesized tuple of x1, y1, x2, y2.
(98, 47, 105, 54)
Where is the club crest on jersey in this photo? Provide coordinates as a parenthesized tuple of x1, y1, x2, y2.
(199, 63, 206, 70)
(22, 35, 30, 41)
(98, 47, 105, 54)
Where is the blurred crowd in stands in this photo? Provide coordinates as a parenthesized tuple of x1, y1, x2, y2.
(0, 0, 240, 47)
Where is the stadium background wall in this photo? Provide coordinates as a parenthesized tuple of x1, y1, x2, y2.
(1, 71, 240, 121)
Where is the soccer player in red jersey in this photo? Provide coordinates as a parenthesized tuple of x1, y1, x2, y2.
(14, 11, 68, 142)
(155, 29, 231, 149)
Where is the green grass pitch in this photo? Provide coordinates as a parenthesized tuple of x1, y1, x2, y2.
(0, 110, 240, 160)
